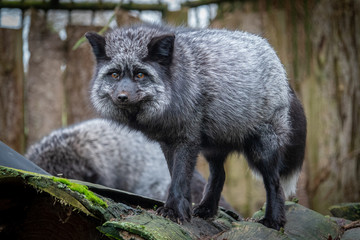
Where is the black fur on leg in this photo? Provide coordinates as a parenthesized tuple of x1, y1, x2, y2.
(243, 126, 286, 230)
(258, 171, 286, 230)
(157, 142, 199, 223)
(193, 149, 228, 219)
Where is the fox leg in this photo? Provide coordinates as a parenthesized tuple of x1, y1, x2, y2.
(157, 142, 199, 223)
(243, 128, 286, 230)
(193, 150, 228, 219)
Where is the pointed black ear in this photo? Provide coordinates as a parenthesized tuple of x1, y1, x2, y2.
(146, 34, 175, 65)
(85, 32, 109, 61)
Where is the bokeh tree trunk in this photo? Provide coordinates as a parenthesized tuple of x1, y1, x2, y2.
(64, 26, 100, 125)
(210, 0, 360, 215)
(0, 29, 24, 153)
(26, 9, 65, 146)
(305, 0, 360, 213)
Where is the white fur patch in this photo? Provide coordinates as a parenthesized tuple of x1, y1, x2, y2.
(280, 171, 301, 199)
(251, 170, 301, 199)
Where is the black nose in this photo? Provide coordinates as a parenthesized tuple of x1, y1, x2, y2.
(117, 93, 128, 102)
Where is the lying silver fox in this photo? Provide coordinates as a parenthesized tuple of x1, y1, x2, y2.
(25, 119, 232, 209)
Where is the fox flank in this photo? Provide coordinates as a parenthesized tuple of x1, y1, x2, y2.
(86, 24, 307, 230)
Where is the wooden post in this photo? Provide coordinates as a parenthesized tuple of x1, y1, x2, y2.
(26, 9, 64, 146)
(63, 26, 101, 125)
(0, 28, 24, 153)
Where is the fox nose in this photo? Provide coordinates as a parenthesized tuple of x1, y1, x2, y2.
(117, 93, 128, 102)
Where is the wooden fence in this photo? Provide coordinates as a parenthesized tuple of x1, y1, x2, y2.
(1, 11, 97, 151)
(0, 0, 359, 218)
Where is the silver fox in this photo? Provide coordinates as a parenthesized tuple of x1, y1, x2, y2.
(25, 119, 233, 209)
(85, 24, 306, 230)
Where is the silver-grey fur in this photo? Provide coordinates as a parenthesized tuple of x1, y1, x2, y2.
(91, 26, 290, 146)
(25, 119, 168, 199)
(85, 24, 306, 230)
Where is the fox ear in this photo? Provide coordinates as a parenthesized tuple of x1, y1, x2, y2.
(146, 34, 175, 65)
(85, 32, 109, 61)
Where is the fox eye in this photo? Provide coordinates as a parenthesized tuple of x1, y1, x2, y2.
(111, 72, 119, 79)
(136, 72, 145, 79)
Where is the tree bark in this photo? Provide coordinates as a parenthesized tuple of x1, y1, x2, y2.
(26, 9, 65, 146)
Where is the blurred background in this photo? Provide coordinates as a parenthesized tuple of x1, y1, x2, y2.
(0, 0, 359, 218)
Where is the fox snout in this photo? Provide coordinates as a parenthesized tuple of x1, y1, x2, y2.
(110, 78, 138, 105)
(112, 91, 129, 103)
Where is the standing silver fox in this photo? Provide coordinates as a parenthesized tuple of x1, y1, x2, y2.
(85, 24, 306, 230)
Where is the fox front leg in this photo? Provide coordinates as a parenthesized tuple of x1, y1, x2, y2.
(157, 142, 198, 223)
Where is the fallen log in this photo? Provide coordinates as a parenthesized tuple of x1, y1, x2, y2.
(0, 141, 359, 239)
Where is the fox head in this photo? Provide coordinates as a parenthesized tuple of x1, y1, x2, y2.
(85, 26, 175, 123)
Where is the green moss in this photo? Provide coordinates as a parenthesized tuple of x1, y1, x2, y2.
(53, 177, 71, 185)
(0, 166, 51, 179)
(101, 221, 162, 240)
(52, 177, 108, 208)
(329, 203, 360, 221)
(99, 212, 194, 240)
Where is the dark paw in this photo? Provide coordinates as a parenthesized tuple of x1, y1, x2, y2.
(258, 217, 285, 231)
(193, 204, 217, 219)
(156, 200, 191, 224)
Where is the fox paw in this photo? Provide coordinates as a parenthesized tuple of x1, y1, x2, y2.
(156, 200, 192, 224)
(193, 204, 217, 219)
(258, 217, 285, 231)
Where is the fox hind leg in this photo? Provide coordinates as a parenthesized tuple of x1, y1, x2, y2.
(193, 149, 228, 219)
(243, 128, 287, 230)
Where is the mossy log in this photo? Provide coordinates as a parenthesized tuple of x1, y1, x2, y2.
(329, 203, 360, 221)
(0, 166, 359, 240)
(0, 166, 237, 240)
